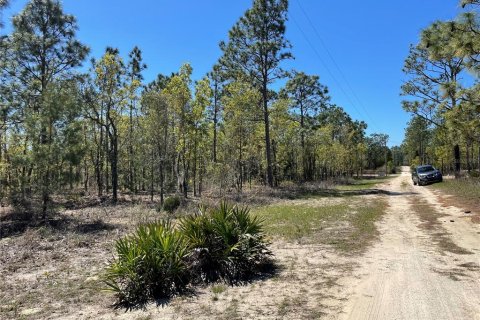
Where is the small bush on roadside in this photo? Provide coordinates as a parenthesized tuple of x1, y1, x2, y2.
(104, 222, 190, 309)
(163, 196, 181, 213)
(179, 202, 272, 284)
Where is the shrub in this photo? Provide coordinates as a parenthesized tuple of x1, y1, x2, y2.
(179, 202, 272, 284)
(163, 196, 181, 213)
(104, 221, 190, 309)
(104, 203, 273, 308)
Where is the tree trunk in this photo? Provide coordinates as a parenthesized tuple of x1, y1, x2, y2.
(111, 132, 118, 203)
(300, 104, 308, 181)
(466, 139, 471, 173)
(199, 157, 203, 197)
(159, 123, 168, 205)
(272, 139, 278, 187)
(41, 165, 50, 221)
(478, 144, 480, 171)
(193, 133, 198, 197)
(183, 154, 188, 198)
(129, 101, 135, 193)
(454, 144, 461, 178)
(159, 157, 164, 205)
(150, 148, 154, 202)
(96, 123, 104, 197)
(105, 117, 110, 194)
(213, 81, 219, 163)
(262, 86, 274, 188)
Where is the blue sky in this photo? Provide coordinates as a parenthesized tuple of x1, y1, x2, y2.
(2, 0, 465, 146)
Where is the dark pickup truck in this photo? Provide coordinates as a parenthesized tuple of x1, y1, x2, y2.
(412, 165, 443, 186)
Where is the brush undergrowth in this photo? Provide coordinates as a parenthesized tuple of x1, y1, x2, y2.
(104, 221, 190, 309)
(104, 203, 272, 308)
(179, 203, 272, 284)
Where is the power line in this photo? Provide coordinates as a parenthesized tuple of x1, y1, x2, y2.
(290, 14, 364, 124)
(292, 0, 382, 131)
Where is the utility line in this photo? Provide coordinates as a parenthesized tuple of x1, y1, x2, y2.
(293, 0, 382, 132)
(290, 14, 365, 125)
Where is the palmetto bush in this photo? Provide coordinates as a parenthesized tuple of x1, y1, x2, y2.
(104, 221, 190, 308)
(104, 203, 272, 308)
(179, 202, 272, 284)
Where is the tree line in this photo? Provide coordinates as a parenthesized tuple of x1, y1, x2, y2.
(0, 0, 391, 218)
(401, 0, 480, 175)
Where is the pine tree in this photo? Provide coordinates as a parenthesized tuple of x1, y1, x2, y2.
(0, 0, 88, 217)
(281, 71, 330, 180)
(219, 0, 292, 187)
(191, 77, 212, 196)
(401, 38, 464, 176)
(126, 46, 146, 193)
(0, 0, 9, 29)
(207, 64, 225, 163)
(222, 80, 262, 191)
(164, 64, 193, 198)
(86, 49, 127, 203)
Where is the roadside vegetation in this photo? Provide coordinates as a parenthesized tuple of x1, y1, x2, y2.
(0, 0, 393, 220)
(256, 199, 387, 254)
(429, 178, 480, 205)
(104, 203, 272, 309)
(428, 178, 480, 223)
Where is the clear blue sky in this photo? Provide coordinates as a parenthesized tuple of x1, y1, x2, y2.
(2, 0, 465, 146)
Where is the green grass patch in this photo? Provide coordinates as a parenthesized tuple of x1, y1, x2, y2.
(255, 204, 348, 240)
(336, 201, 387, 252)
(428, 178, 480, 205)
(254, 199, 388, 254)
(211, 284, 227, 295)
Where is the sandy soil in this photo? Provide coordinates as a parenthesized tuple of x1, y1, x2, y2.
(336, 167, 480, 320)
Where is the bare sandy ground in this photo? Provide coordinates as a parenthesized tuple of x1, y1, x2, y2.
(336, 167, 480, 320)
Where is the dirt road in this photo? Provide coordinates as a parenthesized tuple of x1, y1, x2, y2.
(337, 167, 480, 320)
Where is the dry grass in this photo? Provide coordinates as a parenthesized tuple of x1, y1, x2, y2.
(428, 178, 480, 224)
(428, 178, 480, 211)
(0, 204, 166, 320)
(409, 198, 471, 255)
(335, 175, 396, 191)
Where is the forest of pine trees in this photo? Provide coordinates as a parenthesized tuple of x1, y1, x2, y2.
(401, 0, 480, 175)
(0, 0, 392, 218)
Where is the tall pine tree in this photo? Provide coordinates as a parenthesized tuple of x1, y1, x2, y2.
(219, 0, 292, 187)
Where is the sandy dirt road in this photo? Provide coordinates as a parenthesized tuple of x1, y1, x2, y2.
(337, 167, 480, 320)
